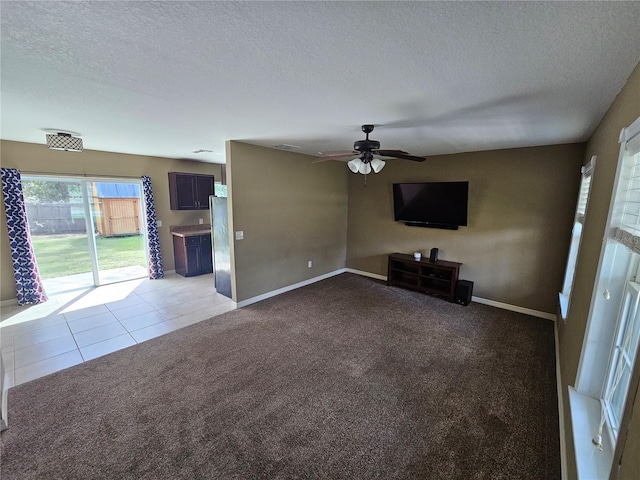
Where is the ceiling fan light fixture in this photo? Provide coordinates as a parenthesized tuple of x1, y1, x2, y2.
(370, 158, 386, 173)
(358, 161, 372, 175)
(46, 132, 83, 152)
(347, 158, 361, 173)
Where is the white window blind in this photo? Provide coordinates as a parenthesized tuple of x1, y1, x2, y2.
(612, 119, 640, 248)
(576, 171, 592, 223)
(559, 156, 595, 318)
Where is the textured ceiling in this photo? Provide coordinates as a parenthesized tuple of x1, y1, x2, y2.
(2, 1, 640, 164)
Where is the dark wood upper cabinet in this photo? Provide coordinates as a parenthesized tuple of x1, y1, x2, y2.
(168, 172, 214, 210)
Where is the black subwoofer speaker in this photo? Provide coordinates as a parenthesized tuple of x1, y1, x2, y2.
(455, 280, 473, 306)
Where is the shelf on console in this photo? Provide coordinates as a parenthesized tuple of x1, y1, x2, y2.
(387, 253, 462, 302)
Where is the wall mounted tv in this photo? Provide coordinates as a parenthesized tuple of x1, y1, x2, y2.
(392, 181, 469, 230)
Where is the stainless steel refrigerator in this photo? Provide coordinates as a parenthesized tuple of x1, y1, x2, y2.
(209, 194, 232, 299)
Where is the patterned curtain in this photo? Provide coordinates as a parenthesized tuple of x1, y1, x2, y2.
(0, 168, 47, 305)
(141, 176, 164, 279)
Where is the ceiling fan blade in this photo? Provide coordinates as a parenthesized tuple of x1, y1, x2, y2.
(313, 157, 346, 164)
(316, 151, 359, 163)
(376, 150, 426, 162)
(318, 150, 358, 158)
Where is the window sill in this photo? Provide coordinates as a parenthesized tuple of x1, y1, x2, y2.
(568, 387, 613, 479)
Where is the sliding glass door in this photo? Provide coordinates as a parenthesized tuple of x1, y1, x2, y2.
(23, 177, 94, 293)
(22, 175, 148, 293)
(87, 181, 147, 284)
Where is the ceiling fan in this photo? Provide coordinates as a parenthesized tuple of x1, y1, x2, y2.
(315, 124, 426, 178)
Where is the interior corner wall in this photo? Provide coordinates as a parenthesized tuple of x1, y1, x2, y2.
(0, 140, 221, 303)
(345, 143, 585, 314)
(557, 61, 640, 480)
(226, 141, 348, 303)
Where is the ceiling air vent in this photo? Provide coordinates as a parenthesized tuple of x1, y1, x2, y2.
(273, 144, 301, 150)
(46, 132, 83, 152)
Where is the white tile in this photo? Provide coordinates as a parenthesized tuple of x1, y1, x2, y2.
(129, 321, 177, 343)
(81, 283, 141, 305)
(119, 311, 167, 332)
(13, 323, 71, 350)
(6, 314, 67, 336)
(62, 304, 110, 322)
(14, 335, 78, 369)
(161, 314, 213, 333)
(4, 370, 15, 390)
(67, 311, 119, 334)
(137, 282, 200, 302)
(2, 274, 217, 384)
(80, 334, 136, 361)
(110, 302, 156, 321)
(132, 275, 186, 294)
(14, 350, 83, 386)
(104, 294, 147, 312)
(158, 297, 220, 320)
(209, 293, 234, 306)
(205, 302, 236, 318)
(2, 350, 15, 372)
(47, 290, 89, 306)
(1, 331, 14, 353)
(1, 303, 62, 325)
(73, 323, 129, 348)
(174, 302, 235, 326)
(139, 291, 191, 309)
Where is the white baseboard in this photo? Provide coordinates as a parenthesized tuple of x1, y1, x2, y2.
(555, 321, 568, 480)
(344, 270, 557, 321)
(344, 268, 387, 281)
(236, 269, 348, 308)
(471, 296, 557, 321)
(235, 269, 557, 322)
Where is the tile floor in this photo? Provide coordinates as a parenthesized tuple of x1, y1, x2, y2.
(0, 273, 234, 388)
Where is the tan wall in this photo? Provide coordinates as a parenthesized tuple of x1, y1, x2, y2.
(0, 140, 221, 302)
(558, 62, 640, 480)
(346, 143, 585, 314)
(226, 141, 348, 303)
(619, 393, 640, 480)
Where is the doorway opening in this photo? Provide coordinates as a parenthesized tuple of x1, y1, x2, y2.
(22, 176, 148, 295)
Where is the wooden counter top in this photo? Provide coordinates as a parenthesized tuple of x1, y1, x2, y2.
(170, 225, 211, 237)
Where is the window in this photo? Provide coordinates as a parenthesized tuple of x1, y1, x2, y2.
(598, 122, 640, 445)
(572, 116, 640, 479)
(559, 156, 595, 319)
(22, 175, 148, 291)
(214, 182, 228, 198)
(603, 276, 640, 438)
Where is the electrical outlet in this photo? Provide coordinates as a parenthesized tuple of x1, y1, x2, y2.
(157, 220, 162, 227)
(235, 231, 244, 240)
(198, 218, 203, 225)
(308, 260, 312, 268)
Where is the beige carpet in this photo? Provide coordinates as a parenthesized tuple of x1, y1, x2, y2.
(0, 273, 560, 479)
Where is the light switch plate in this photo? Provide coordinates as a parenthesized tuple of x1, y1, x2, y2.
(235, 231, 244, 240)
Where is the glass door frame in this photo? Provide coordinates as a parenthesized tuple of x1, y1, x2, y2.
(22, 173, 149, 288)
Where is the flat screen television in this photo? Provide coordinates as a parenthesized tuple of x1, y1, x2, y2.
(392, 181, 468, 229)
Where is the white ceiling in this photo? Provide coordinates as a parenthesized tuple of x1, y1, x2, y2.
(2, 1, 640, 164)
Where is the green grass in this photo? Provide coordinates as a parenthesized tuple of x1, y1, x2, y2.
(30, 234, 147, 279)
